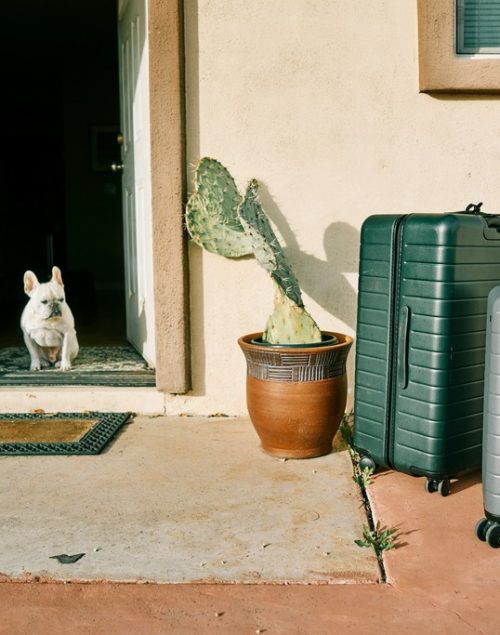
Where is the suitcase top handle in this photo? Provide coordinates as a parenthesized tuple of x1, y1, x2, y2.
(461, 202, 500, 235)
(465, 202, 483, 214)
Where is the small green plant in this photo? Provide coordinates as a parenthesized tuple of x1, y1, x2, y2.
(339, 416, 354, 448)
(340, 414, 400, 570)
(354, 465, 374, 490)
(339, 415, 374, 490)
(355, 521, 399, 553)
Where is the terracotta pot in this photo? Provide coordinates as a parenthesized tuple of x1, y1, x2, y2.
(238, 331, 353, 459)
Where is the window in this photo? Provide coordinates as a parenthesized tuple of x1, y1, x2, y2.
(456, 0, 500, 54)
(418, 0, 500, 92)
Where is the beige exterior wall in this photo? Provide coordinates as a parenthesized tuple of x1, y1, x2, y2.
(167, 0, 500, 415)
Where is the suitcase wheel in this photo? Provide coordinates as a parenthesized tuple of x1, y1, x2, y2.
(475, 517, 489, 542)
(485, 523, 500, 549)
(424, 477, 450, 497)
(359, 455, 376, 472)
(438, 479, 451, 497)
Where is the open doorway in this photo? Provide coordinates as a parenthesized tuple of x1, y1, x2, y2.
(0, 0, 126, 349)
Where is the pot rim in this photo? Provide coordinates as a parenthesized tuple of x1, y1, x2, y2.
(238, 331, 353, 353)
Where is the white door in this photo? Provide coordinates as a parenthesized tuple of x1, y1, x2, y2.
(117, 0, 156, 367)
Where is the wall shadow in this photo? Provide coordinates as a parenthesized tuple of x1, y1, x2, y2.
(183, 0, 201, 172)
(257, 184, 360, 331)
(182, 0, 206, 394)
(187, 246, 206, 395)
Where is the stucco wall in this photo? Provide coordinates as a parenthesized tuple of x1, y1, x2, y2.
(170, 0, 500, 415)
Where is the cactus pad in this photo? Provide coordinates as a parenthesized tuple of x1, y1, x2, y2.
(263, 285, 322, 345)
(185, 158, 253, 257)
(238, 180, 303, 307)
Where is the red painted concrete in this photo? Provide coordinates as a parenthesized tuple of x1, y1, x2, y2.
(1, 468, 499, 634)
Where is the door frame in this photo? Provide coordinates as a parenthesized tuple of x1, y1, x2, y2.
(147, 0, 190, 393)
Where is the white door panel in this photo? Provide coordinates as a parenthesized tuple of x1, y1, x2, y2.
(118, 0, 156, 366)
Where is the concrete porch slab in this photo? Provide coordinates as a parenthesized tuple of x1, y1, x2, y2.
(0, 416, 378, 584)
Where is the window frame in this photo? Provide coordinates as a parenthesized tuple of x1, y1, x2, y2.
(418, 0, 500, 93)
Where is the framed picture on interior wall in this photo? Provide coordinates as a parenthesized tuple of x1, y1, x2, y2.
(90, 125, 122, 172)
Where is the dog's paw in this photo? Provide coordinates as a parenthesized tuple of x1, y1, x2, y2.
(57, 361, 72, 371)
(30, 362, 41, 371)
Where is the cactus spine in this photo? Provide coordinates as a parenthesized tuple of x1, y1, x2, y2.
(185, 157, 322, 345)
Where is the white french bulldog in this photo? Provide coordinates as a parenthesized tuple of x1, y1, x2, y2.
(20, 266, 79, 371)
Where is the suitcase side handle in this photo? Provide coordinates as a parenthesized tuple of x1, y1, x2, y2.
(397, 306, 410, 389)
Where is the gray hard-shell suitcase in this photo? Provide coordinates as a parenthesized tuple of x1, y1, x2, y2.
(354, 203, 500, 496)
(476, 286, 500, 547)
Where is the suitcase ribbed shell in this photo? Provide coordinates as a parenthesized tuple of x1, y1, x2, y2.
(355, 211, 500, 481)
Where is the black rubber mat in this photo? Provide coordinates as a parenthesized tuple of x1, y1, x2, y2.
(0, 346, 155, 387)
(0, 412, 132, 455)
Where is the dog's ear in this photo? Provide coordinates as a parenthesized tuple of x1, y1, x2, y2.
(23, 271, 39, 296)
(51, 266, 64, 287)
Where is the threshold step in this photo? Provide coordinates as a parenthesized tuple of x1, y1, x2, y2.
(0, 387, 165, 414)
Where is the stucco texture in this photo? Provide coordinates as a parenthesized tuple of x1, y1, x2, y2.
(178, 0, 500, 415)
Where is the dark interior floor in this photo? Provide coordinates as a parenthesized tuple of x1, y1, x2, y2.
(71, 289, 128, 347)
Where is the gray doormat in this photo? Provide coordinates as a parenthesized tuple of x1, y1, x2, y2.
(0, 347, 155, 387)
(0, 412, 132, 455)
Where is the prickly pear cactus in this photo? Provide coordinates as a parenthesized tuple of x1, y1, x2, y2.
(185, 157, 253, 257)
(185, 157, 323, 345)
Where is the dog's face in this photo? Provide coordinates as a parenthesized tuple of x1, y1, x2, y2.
(23, 266, 66, 321)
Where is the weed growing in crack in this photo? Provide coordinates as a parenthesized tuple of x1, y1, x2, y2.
(339, 415, 374, 491)
(355, 521, 399, 553)
(339, 413, 400, 572)
(354, 465, 374, 490)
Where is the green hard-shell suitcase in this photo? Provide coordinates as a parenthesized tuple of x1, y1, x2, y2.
(354, 203, 500, 496)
